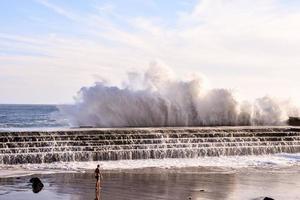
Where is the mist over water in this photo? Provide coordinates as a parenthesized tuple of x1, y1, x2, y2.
(61, 63, 299, 127)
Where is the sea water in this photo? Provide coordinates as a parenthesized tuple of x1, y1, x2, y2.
(0, 104, 68, 130)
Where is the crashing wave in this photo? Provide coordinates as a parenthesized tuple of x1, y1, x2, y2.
(60, 62, 299, 127)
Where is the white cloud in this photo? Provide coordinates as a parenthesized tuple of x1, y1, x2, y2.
(35, 0, 78, 21)
(1, 0, 300, 104)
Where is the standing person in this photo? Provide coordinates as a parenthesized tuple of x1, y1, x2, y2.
(95, 164, 103, 190)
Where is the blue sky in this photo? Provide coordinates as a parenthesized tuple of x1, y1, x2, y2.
(1, 0, 300, 104)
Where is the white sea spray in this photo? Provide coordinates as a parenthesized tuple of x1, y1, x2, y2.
(60, 62, 299, 127)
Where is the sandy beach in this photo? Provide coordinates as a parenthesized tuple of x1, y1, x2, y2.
(1, 166, 300, 200)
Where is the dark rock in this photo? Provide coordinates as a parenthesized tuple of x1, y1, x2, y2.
(30, 177, 44, 193)
(263, 197, 274, 200)
(288, 117, 300, 126)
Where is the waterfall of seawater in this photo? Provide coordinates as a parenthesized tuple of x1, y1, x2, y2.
(0, 127, 300, 164)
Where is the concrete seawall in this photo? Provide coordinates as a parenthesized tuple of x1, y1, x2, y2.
(1, 126, 300, 164)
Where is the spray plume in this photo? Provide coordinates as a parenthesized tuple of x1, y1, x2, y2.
(60, 62, 299, 127)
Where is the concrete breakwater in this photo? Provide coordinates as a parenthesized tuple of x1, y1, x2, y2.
(1, 127, 300, 164)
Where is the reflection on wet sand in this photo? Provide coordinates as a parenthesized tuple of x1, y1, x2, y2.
(50, 168, 236, 200)
(1, 167, 300, 200)
(95, 188, 101, 200)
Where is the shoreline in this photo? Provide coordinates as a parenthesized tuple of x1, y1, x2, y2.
(1, 153, 299, 178)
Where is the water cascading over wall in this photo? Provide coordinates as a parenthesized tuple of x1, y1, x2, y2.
(1, 127, 300, 164)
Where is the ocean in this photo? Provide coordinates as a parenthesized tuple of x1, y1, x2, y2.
(0, 104, 68, 129)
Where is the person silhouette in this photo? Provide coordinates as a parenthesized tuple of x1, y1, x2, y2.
(95, 164, 103, 190)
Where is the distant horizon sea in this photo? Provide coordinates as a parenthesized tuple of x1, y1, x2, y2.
(0, 104, 69, 129)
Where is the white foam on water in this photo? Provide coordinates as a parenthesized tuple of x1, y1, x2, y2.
(1, 153, 299, 178)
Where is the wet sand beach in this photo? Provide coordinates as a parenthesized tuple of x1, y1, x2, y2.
(0, 167, 300, 200)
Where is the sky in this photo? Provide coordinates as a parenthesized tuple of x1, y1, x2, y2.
(0, 0, 300, 104)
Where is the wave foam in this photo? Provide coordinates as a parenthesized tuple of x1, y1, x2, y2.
(1, 153, 299, 178)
